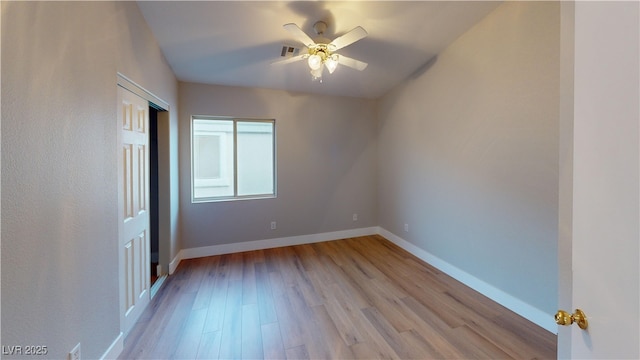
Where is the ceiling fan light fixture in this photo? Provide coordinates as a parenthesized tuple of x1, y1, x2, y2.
(278, 22, 368, 81)
(325, 55, 338, 74)
(308, 54, 323, 70)
(310, 66, 323, 81)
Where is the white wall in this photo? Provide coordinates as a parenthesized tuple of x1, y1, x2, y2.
(1, 2, 178, 358)
(377, 1, 560, 317)
(179, 83, 378, 249)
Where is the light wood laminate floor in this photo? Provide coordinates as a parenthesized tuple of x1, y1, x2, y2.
(120, 235, 556, 359)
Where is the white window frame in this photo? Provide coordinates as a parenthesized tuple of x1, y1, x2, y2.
(191, 116, 276, 203)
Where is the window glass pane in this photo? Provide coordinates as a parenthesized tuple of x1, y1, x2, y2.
(237, 121, 274, 196)
(192, 119, 234, 199)
(195, 135, 221, 179)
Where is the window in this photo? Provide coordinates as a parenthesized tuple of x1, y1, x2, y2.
(191, 116, 276, 202)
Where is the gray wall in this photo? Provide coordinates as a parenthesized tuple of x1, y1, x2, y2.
(179, 83, 378, 249)
(377, 1, 560, 315)
(1, 2, 178, 358)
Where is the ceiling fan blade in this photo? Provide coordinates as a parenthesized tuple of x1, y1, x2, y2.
(330, 26, 368, 50)
(337, 55, 368, 71)
(283, 23, 316, 48)
(271, 54, 307, 65)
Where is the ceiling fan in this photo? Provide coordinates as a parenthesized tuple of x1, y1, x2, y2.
(274, 21, 368, 81)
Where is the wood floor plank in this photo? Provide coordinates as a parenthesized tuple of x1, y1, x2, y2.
(366, 277, 418, 331)
(241, 303, 263, 359)
(119, 277, 185, 359)
(490, 312, 557, 358)
(337, 260, 416, 333)
(349, 237, 450, 295)
(178, 257, 207, 294)
(192, 256, 220, 311)
(400, 295, 468, 358)
(268, 270, 305, 350)
(172, 307, 207, 359)
(285, 285, 333, 359)
(227, 252, 244, 282)
(398, 278, 471, 329)
(288, 249, 324, 308)
(349, 341, 397, 360)
(318, 253, 372, 310)
(285, 345, 309, 360)
(149, 291, 197, 358)
(196, 331, 221, 360)
(273, 246, 298, 287)
(449, 324, 514, 359)
(242, 251, 258, 305)
(261, 322, 286, 360)
(360, 306, 414, 359)
(291, 243, 318, 272)
(120, 235, 557, 360)
(218, 279, 242, 359)
(305, 270, 363, 346)
(263, 247, 281, 273)
(311, 240, 347, 267)
(293, 245, 338, 289)
(310, 304, 356, 359)
(254, 261, 278, 325)
(327, 283, 400, 360)
(340, 238, 391, 280)
(400, 329, 447, 359)
(201, 260, 230, 334)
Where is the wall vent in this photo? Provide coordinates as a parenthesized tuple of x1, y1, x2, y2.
(280, 45, 301, 58)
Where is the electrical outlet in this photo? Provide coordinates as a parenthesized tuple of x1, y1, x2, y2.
(270, 221, 277, 230)
(69, 343, 81, 360)
(352, 213, 358, 221)
(404, 223, 409, 232)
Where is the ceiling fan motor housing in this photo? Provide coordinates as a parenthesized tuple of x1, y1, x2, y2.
(312, 21, 332, 45)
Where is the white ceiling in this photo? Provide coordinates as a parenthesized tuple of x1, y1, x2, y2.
(137, 1, 501, 99)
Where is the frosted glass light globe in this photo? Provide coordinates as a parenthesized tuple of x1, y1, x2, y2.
(307, 54, 323, 70)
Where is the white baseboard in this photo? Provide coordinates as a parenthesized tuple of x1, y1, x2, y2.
(378, 227, 556, 334)
(169, 253, 181, 275)
(179, 227, 379, 261)
(150, 275, 168, 299)
(100, 331, 123, 360)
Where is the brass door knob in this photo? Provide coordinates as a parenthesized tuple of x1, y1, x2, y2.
(555, 308, 588, 330)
